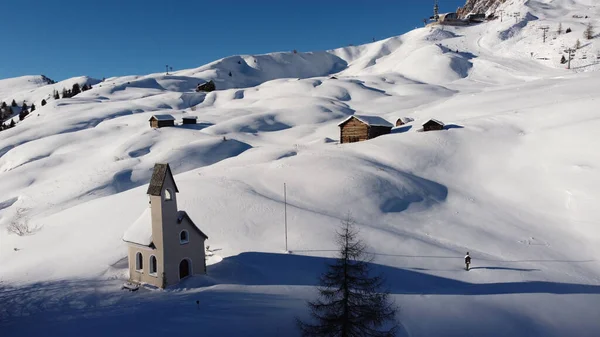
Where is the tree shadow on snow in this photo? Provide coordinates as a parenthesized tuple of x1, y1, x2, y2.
(0, 279, 298, 337)
(199, 252, 600, 296)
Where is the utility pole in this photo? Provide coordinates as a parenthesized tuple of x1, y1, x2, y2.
(165, 64, 169, 75)
(499, 10, 504, 22)
(565, 48, 575, 69)
(433, 0, 439, 21)
(539, 26, 549, 43)
(284, 183, 288, 252)
(513, 12, 520, 23)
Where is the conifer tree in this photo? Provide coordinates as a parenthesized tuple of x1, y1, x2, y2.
(1, 102, 6, 109)
(297, 215, 398, 337)
(21, 102, 28, 111)
(10, 119, 15, 128)
(41, 99, 47, 106)
(72, 83, 81, 96)
(584, 23, 594, 40)
(11, 99, 17, 107)
(575, 39, 581, 49)
(30, 104, 36, 112)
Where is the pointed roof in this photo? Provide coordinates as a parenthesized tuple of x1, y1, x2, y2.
(423, 119, 445, 126)
(122, 207, 153, 246)
(178, 211, 208, 239)
(146, 163, 179, 196)
(338, 115, 394, 128)
(149, 114, 175, 121)
(122, 209, 208, 247)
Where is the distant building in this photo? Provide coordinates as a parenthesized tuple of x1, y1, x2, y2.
(149, 115, 175, 128)
(122, 163, 208, 289)
(422, 119, 445, 132)
(338, 115, 393, 144)
(196, 80, 216, 93)
(182, 116, 198, 125)
(435, 12, 469, 26)
(395, 117, 414, 127)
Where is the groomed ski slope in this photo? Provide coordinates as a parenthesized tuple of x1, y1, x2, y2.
(1, 0, 600, 336)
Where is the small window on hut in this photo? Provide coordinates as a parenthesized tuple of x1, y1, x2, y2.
(135, 252, 143, 272)
(180, 230, 189, 244)
(164, 189, 172, 201)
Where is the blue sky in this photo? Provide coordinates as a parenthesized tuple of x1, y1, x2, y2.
(0, 0, 465, 81)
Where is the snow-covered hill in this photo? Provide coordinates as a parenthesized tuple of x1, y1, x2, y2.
(1, 0, 600, 336)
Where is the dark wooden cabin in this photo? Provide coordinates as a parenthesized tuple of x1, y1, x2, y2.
(149, 115, 175, 128)
(338, 115, 393, 144)
(182, 116, 198, 125)
(395, 117, 414, 127)
(422, 119, 445, 132)
(196, 80, 216, 92)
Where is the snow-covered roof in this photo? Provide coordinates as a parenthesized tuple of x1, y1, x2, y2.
(178, 211, 208, 239)
(122, 208, 208, 247)
(397, 117, 415, 124)
(338, 115, 394, 128)
(122, 207, 153, 246)
(423, 119, 445, 126)
(149, 114, 175, 121)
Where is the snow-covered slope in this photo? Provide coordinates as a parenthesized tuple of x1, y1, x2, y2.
(1, 0, 600, 336)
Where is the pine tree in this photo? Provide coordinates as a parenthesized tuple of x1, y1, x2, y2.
(30, 104, 36, 112)
(54, 90, 60, 100)
(41, 99, 47, 106)
(297, 215, 399, 337)
(72, 83, 81, 96)
(557, 23, 563, 34)
(561, 55, 567, 64)
(1, 102, 6, 109)
(62, 88, 68, 99)
(10, 119, 15, 128)
(575, 39, 581, 49)
(21, 102, 28, 111)
(11, 99, 17, 107)
(19, 110, 28, 121)
(566, 27, 572, 34)
(584, 23, 594, 40)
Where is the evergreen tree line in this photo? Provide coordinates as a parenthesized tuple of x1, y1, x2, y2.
(0, 82, 92, 131)
(55, 83, 92, 99)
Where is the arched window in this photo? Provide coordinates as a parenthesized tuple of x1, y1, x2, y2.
(135, 252, 143, 272)
(149, 255, 157, 276)
(164, 189, 172, 201)
(180, 230, 189, 244)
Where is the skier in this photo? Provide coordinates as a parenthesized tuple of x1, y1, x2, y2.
(465, 252, 471, 271)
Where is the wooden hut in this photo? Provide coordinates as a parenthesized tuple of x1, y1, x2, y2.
(196, 80, 216, 92)
(338, 115, 393, 144)
(422, 119, 445, 132)
(149, 115, 175, 128)
(396, 117, 414, 127)
(182, 116, 198, 125)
